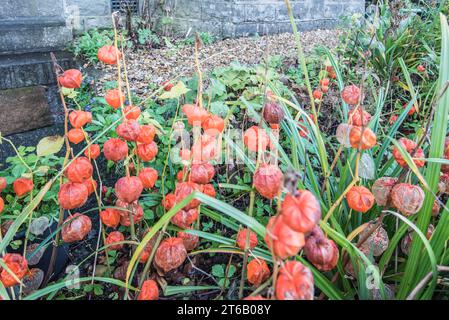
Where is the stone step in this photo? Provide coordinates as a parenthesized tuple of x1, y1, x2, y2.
(0, 18, 72, 55)
(0, 51, 75, 90)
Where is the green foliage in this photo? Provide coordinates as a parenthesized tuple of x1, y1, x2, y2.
(70, 29, 115, 63)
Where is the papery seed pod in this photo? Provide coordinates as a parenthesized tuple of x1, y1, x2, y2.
(276, 261, 314, 300)
(162, 193, 176, 210)
(83, 178, 97, 195)
(138, 167, 158, 189)
(432, 200, 441, 217)
(349, 126, 377, 150)
(0, 177, 7, 193)
(84, 144, 101, 160)
(139, 229, 160, 263)
(67, 128, 85, 144)
(65, 156, 93, 183)
(103, 138, 128, 162)
(100, 208, 121, 228)
(137, 141, 158, 162)
(253, 164, 283, 199)
(69, 110, 92, 128)
(417, 65, 426, 73)
(280, 190, 321, 233)
(138, 280, 159, 300)
(247, 259, 270, 286)
(236, 228, 258, 250)
(154, 237, 187, 273)
(313, 89, 323, 100)
(61, 213, 92, 243)
(320, 78, 330, 87)
(336, 123, 353, 148)
(263, 102, 285, 125)
(359, 225, 389, 257)
(116, 200, 144, 227)
(136, 124, 156, 144)
(171, 208, 198, 229)
(342, 85, 361, 105)
(202, 115, 225, 136)
(178, 229, 200, 251)
(182, 104, 209, 126)
(372, 177, 398, 207)
(175, 182, 201, 210)
(190, 162, 215, 184)
(106, 231, 125, 250)
(391, 183, 425, 216)
(264, 215, 305, 259)
(344, 245, 374, 278)
(200, 184, 216, 198)
(0, 197, 4, 214)
(58, 69, 82, 89)
(105, 89, 126, 109)
(13, 178, 34, 197)
(392, 138, 425, 168)
(116, 120, 141, 141)
(115, 176, 143, 204)
(191, 135, 219, 163)
(439, 173, 449, 194)
(162, 81, 174, 91)
(180, 149, 191, 162)
(348, 108, 371, 126)
(0, 253, 28, 288)
(389, 114, 398, 125)
(401, 224, 434, 255)
(304, 226, 339, 271)
(243, 126, 270, 153)
(346, 186, 375, 213)
(58, 182, 88, 210)
(123, 105, 141, 120)
(403, 103, 417, 116)
(98, 45, 121, 65)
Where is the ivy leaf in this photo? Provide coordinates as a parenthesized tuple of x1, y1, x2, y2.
(36, 136, 65, 157)
(159, 81, 190, 100)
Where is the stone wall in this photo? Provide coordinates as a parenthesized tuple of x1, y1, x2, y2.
(149, 0, 365, 38)
(65, 0, 112, 32)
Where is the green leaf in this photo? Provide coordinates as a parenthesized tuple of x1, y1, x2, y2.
(36, 136, 65, 157)
(159, 81, 190, 100)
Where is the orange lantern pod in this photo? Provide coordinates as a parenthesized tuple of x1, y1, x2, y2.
(153, 237, 187, 273)
(0, 197, 4, 213)
(417, 65, 426, 73)
(304, 227, 339, 271)
(191, 135, 220, 163)
(391, 183, 425, 216)
(243, 126, 270, 153)
(139, 229, 160, 263)
(264, 215, 305, 259)
(13, 177, 34, 197)
(180, 149, 191, 161)
(100, 208, 121, 228)
(348, 108, 371, 126)
(0, 177, 7, 192)
(162, 81, 174, 91)
(176, 167, 189, 182)
(236, 228, 258, 250)
(105, 89, 126, 109)
(136, 141, 158, 162)
(58, 182, 88, 210)
(342, 85, 361, 105)
(83, 178, 97, 196)
(171, 208, 198, 229)
(320, 78, 330, 87)
(69, 110, 92, 128)
(313, 89, 323, 100)
(65, 156, 93, 183)
(247, 259, 270, 286)
(106, 231, 124, 250)
(263, 102, 285, 126)
(138, 280, 159, 300)
(61, 213, 92, 243)
(67, 128, 85, 144)
(136, 124, 156, 144)
(392, 137, 425, 168)
(349, 126, 377, 150)
(162, 193, 176, 210)
(138, 167, 158, 189)
(98, 45, 121, 65)
(403, 103, 417, 116)
(276, 261, 314, 300)
(84, 144, 101, 160)
(182, 104, 209, 126)
(123, 105, 141, 120)
(58, 69, 82, 89)
(116, 120, 141, 142)
(280, 190, 321, 233)
(200, 184, 216, 198)
(175, 182, 201, 210)
(202, 114, 225, 136)
(103, 138, 128, 162)
(0, 253, 28, 288)
(190, 162, 215, 184)
(346, 186, 375, 213)
(116, 200, 144, 226)
(389, 114, 398, 125)
(372, 177, 398, 207)
(115, 176, 143, 204)
(178, 229, 199, 251)
(253, 164, 283, 200)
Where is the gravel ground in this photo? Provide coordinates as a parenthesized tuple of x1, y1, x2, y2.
(95, 29, 342, 96)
